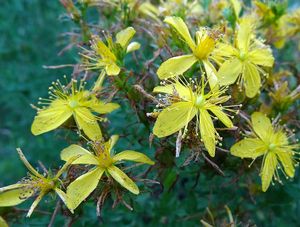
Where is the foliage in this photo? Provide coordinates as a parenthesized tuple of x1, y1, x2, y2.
(0, 0, 300, 226)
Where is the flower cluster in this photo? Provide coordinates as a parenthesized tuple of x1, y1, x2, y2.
(1, 0, 300, 224)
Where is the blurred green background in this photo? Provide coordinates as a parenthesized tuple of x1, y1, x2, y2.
(0, 0, 300, 226)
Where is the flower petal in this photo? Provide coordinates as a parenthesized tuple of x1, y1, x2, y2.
(27, 191, 46, 217)
(237, 18, 253, 52)
(113, 150, 154, 165)
(164, 16, 196, 50)
(153, 81, 192, 101)
(203, 60, 219, 91)
(248, 48, 274, 67)
(105, 63, 121, 76)
(93, 36, 116, 61)
(261, 152, 277, 192)
(107, 166, 139, 194)
(230, 138, 266, 158)
(157, 54, 197, 79)
(55, 188, 73, 213)
(208, 106, 233, 128)
(106, 135, 119, 154)
(74, 107, 102, 141)
(200, 109, 216, 157)
(116, 27, 136, 48)
(67, 168, 104, 210)
(153, 102, 197, 138)
(0, 186, 31, 207)
(276, 150, 295, 178)
(217, 58, 243, 85)
(17, 148, 44, 178)
(126, 42, 141, 53)
(91, 102, 120, 114)
(60, 144, 98, 165)
(31, 100, 72, 135)
(251, 112, 273, 141)
(243, 62, 261, 98)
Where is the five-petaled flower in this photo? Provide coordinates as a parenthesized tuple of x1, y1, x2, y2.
(0, 148, 77, 217)
(60, 135, 154, 210)
(152, 77, 238, 157)
(231, 112, 299, 192)
(157, 16, 223, 90)
(217, 17, 274, 98)
(31, 78, 119, 141)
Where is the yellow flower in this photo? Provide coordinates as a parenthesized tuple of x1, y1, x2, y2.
(81, 27, 140, 76)
(31, 79, 119, 141)
(0, 148, 77, 217)
(157, 16, 223, 90)
(60, 135, 154, 210)
(231, 112, 299, 192)
(152, 77, 237, 157)
(217, 18, 274, 98)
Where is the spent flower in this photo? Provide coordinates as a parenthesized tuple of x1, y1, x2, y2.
(60, 135, 154, 210)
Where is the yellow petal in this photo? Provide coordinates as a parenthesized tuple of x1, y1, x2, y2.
(60, 144, 98, 165)
(93, 36, 116, 61)
(203, 60, 219, 91)
(208, 106, 233, 128)
(27, 191, 46, 217)
(200, 109, 216, 157)
(153, 81, 192, 101)
(157, 54, 197, 79)
(91, 102, 120, 114)
(107, 166, 139, 194)
(74, 107, 102, 141)
(17, 148, 44, 179)
(217, 58, 243, 85)
(261, 152, 277, 192)
(126, 42, 141, 53)
(67, 167, 104, 210)
(243, 62, 261, 98)
(105, 63, 120, 76)
(113, 150, 154, 165)
(237, 18, 253, 52)
(31, 100, 72, 135)
(55, 188, 72, 212)
(276, 150, 295, 178)
(230, 0, 241, 18)
(0, 186, 30, 207)
(0, 216, 8, 227)
(92, 70, 106, 92)
(153, 102, 197, 138)
(106, 135, 119, 153)
(251, 112, 273, 141)
(116, 27, 136, 48)
(230, 138, 266, 158)
(164, 16, 196, 50)
(248, 48, 274, 67)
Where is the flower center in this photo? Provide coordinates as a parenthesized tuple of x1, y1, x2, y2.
(195, 95, 205, 108)
(69, 100, 78, 109)
(239, 51, 247, 61)
(268, 143, 276, 151)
